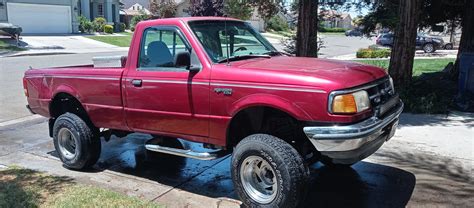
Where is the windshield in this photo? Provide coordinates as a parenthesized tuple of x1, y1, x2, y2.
(188, 20, 277, 63)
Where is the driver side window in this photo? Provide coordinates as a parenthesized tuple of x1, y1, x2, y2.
(138, 28, 191, 71)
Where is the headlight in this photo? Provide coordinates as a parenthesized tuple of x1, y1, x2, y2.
(331, 90, 370, 114)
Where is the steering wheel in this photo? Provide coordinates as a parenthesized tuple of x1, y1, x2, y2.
(234, 46, 248, 53)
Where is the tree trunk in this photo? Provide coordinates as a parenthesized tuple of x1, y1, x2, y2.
(388, 0, 423, 86)
(454, 0, 474, 75)
(295, 0, 318, 57)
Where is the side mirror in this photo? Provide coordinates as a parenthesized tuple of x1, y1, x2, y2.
(175, 51, 200, 72)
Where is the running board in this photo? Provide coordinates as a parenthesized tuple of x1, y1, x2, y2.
(145, 144, 228, 160)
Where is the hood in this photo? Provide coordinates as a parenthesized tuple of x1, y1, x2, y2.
(229, 56, 388, 90)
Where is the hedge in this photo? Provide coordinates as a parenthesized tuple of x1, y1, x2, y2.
(356, 48, 391, 58)
(319, 27, 347, 33)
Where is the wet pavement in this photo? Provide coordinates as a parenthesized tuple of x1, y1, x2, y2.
(0, 113, 473, 207)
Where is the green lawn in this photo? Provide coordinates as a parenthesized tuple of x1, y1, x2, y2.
(356, 58, 455, 76)
(0, 39, 26, 51)
(86, 32, 133, 47)
(0, 167, 161, 208)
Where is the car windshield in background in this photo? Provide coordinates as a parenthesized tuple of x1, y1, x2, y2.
(188, 20, 277, 63)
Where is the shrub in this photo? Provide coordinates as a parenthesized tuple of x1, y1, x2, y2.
(281, 35, 324, 55)
(131, 13, 150, 32)
(93, 17, 107, 32)
(119, 23, 126, 32)
(399, 71, 457, 114)
(78, 15, 93, 33)
(356, 48, 391, 58)
(104, 25, 114, 34)
(267, 16, 289, 32)
(319, 27, 347, 33)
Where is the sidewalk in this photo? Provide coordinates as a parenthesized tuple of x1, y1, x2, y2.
(0, 111, 472, 207)
(330, 50, 458, 60)
(0, 35, 128, 57)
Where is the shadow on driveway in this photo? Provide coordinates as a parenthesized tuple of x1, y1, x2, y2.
(48, 133, 417, 207)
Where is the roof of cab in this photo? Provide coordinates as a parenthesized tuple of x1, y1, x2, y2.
(136, 16, 242, 27)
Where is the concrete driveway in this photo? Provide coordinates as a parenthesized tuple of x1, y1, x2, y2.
(0, 112, 472, 207)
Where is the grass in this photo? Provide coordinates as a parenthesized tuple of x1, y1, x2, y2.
(0, 39, 26, 51)
(0, 167, 161, 208)
(356, 58, 456, 76)
(86, 32, 133, 47)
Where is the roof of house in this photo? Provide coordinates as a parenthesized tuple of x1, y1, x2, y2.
(320, 10, 351, 21)
(121, 0, 150, 9)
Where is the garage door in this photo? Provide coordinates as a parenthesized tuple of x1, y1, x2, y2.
(7, 3, 71, 34)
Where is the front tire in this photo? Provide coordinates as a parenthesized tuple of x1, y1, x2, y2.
(231, 134, 309, 208)
(53, 113, 101, 170)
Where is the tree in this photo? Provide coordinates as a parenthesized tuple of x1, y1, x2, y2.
(224, 0, 253, 20)
(388, 0, 423, 85)
(295, 0, 318, 57)
(251, 0, 282, 22)
(150, 0, 178, 18)
(456, 0, 474, 73)
(189, 0, 224, 16)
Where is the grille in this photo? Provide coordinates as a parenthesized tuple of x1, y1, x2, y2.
(366, 78, 397, 117)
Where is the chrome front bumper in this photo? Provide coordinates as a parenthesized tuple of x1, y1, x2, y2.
(303, 100, 404, 164)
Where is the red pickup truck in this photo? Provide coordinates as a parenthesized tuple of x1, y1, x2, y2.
(23, 17, 403, 207)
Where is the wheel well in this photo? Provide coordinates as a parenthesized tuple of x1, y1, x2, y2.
(226, 106, 316, 158)
(49, 93, 96, 135)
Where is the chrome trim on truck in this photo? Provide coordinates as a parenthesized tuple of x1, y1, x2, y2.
(303, 100, 403, 164)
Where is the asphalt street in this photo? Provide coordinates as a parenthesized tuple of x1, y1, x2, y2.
(0, 51, 127, 123)
(319, 34, 375, 58)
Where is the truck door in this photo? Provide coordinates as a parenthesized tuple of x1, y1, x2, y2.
(123, 26, 210, 139)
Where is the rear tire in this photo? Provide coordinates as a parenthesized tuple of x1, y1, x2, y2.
(231, 134, 309, 208)
(53, 113, 101, 170)
(444, 43, 453, 50)
(423, 43, 435, 53)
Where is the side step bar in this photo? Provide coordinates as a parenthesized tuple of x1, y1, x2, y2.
(145, 144, 228, 160)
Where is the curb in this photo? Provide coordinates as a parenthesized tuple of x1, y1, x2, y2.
(1, 52, 76, 58)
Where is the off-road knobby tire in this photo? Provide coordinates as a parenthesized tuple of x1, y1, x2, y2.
(231, 134, 309, 208)
(53, 113, 101, 170)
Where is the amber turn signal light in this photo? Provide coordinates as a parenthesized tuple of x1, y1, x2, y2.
(331, 91, 370, 114)
(332, 94, 357, 113)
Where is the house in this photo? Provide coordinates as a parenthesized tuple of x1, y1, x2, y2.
(120, 0, 152, 27)
(0, 0, 121, 34)
(320, 10, 353, 29)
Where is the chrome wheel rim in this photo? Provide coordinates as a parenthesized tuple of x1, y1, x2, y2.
(58, 128, 78, 160)
(240, 156, 278, 204)
(425, 44, 434, 53)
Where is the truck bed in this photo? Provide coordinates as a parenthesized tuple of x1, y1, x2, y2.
(24, 65, 127, 130)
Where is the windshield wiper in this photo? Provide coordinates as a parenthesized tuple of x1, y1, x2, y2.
(217, 54, 271, 63)
(263, 51, 291, 56)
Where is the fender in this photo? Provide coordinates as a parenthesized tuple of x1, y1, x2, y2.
(229, 93, 313, 121)
(52, 84, 84, 102)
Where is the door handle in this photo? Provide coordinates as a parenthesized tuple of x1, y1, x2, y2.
(131, 79, 142, 87)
